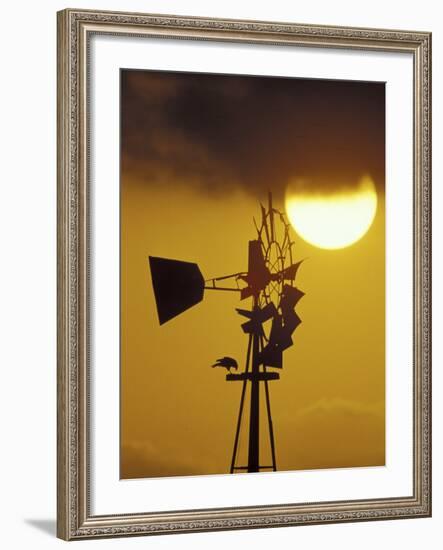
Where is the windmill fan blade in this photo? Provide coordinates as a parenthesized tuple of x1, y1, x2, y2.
(241, 321, 265, 337)
(259, 344, 283, 369)
(280, 284, 305, 311)
(270, 260, 304, 282)
(258, 302, 277, 321)
(283, 310, 302, 333)
(279, 285, 303, 339)
(269, 314, 294, 350)
(240, 287, 254, 301)
(237, 302, 277, 334)
(149, 256, 205, 325)
(258, 314, 292, 369)
(258, 287, 303, 369)
(248, 240, 269, 283)
(236, 308, 254, 319)
(241, 240, 271, 299)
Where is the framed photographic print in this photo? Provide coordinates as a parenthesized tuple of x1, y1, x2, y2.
(57, 8, 432, 540)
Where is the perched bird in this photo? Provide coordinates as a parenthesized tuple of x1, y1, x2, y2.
(211, 356, 238, 373)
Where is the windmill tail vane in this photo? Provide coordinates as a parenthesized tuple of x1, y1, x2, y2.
(149, 192, 305, 473)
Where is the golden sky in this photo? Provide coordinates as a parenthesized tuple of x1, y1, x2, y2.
(120, 70, 385, 479)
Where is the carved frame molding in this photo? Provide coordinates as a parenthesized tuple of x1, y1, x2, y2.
(57, 8, 431, 540)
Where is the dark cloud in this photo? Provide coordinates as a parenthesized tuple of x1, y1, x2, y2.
(121, 70, 385, 201)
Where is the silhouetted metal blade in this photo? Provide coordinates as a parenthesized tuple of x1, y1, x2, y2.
(258, 314, 289, 369)
(269, 314, 294, 350)
(236, 308, 254, 319)
(283, 310, 302, 334)
(270, 260, 304, 282)
(240, 287, 254, 301)
(240, 240, 271, 300)
(237, 303, 277, 334)
(248, 240, 269, 286)
(260, 345, 283, 369)
(274, 260, 304, 281)
(280, 285, 305, 312)
(149, 256, 205, 325)
(241, 321, 265, 338)
(268, 313, 283, 341)
(258, 302, 277, 321)
(258, 298, 302, 368)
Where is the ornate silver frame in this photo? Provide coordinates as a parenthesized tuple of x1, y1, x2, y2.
(57, 8, 432, 540)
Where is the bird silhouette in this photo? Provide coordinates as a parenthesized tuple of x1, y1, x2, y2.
(211, 356, 238, 372)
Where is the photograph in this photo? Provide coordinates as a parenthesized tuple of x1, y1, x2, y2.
(120, 69, 386, 480)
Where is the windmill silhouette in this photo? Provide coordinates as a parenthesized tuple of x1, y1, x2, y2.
(149, 193, 304, 473)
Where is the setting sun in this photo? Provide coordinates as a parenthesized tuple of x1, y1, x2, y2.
(285, 175, 378, 249)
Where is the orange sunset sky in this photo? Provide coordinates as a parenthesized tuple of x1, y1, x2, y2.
(120, 70, 385, 479)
